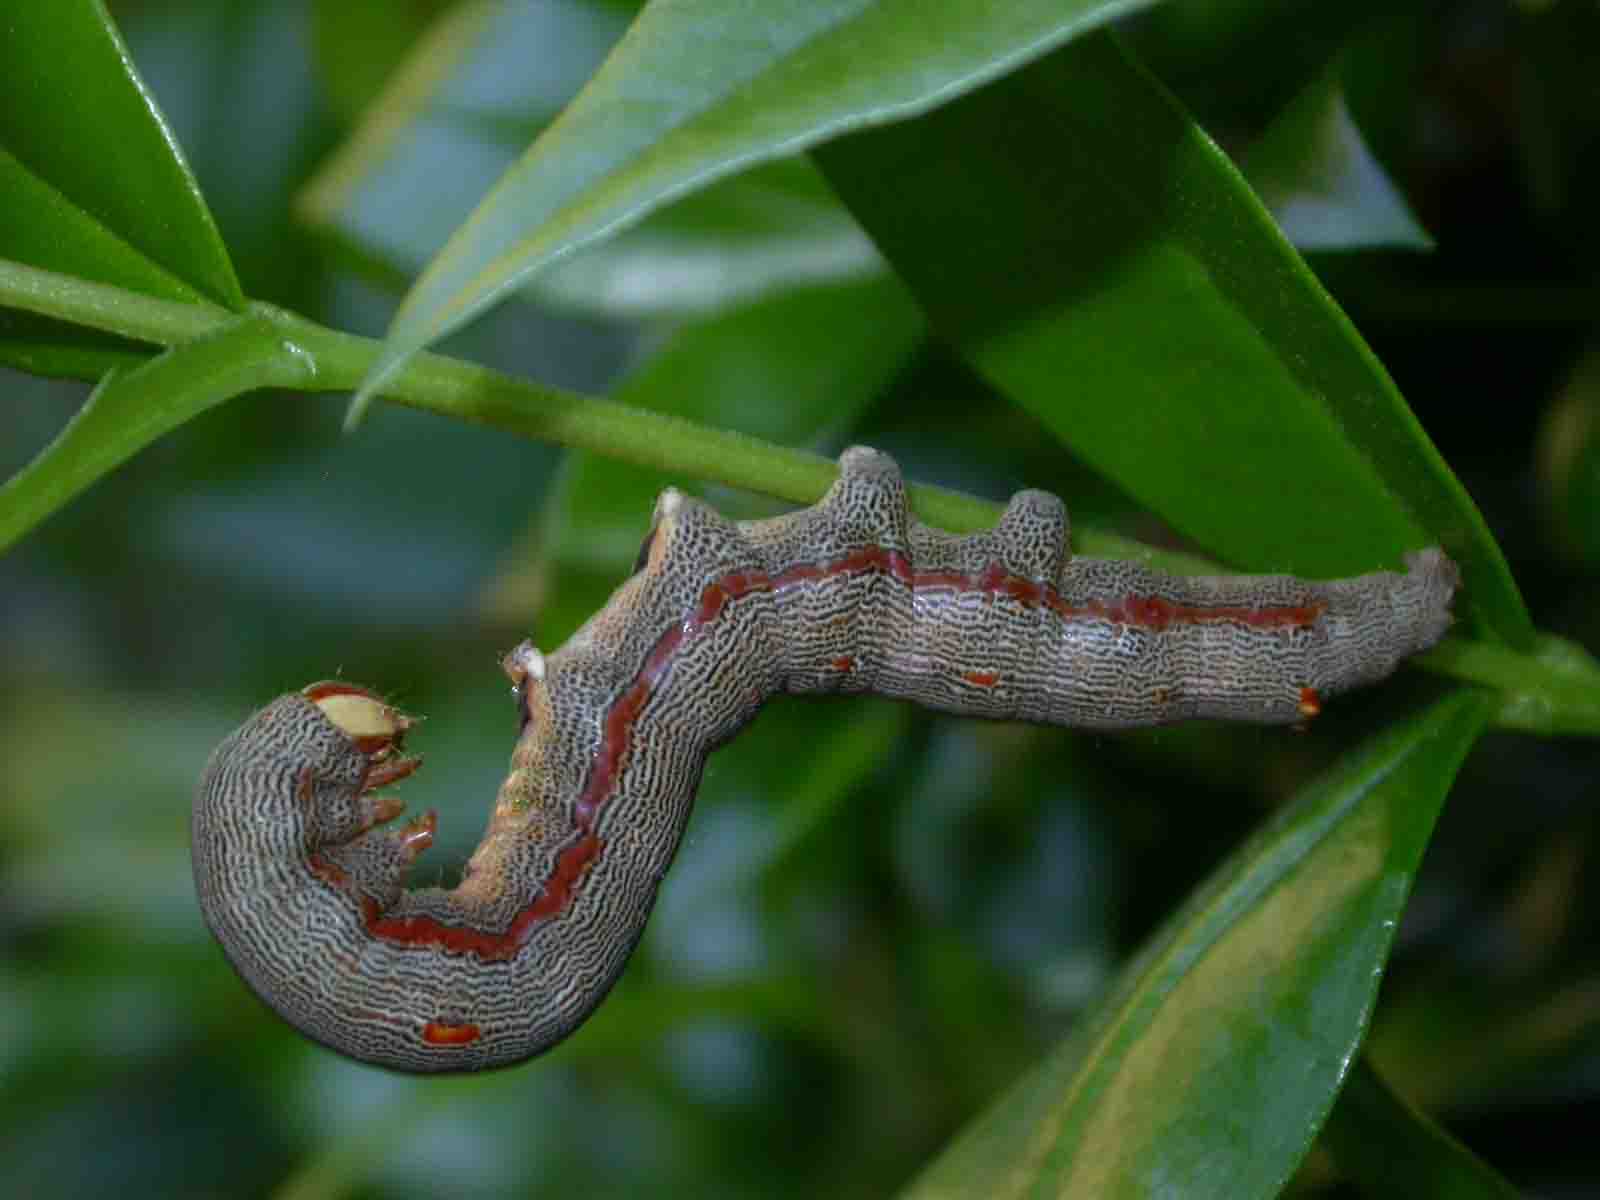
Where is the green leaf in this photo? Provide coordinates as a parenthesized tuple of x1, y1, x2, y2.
(0, 149, 207, 309)
(0, 311, 310, 553)
(348, 0, 1160, 424)
(305, 3, 886, 318)
(0, 0, 242, 309)
(904, 689, 1492, 1200)
(1242, 65, 1433, 252)
(621, 273, 923, 434)
(815, 32, 1531, 649)
(530, 159, 887, 318)
(1322, 1057, 1524, 1198)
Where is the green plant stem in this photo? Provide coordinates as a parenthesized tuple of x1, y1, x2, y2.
(1418, 634, 1600, 736)
(6, 257, 1600, 733)
(0, 257, 1169, 557)
(0, 258, 226, 344)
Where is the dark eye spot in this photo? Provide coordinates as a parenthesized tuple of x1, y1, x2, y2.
(512, 681, 531, 733)
(632, 523, 659, 575)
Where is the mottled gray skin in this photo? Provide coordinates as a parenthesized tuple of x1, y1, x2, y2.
(193, 446, 1458, 1072)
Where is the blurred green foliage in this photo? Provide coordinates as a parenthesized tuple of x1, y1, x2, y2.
(4, 1, 1600, 1197)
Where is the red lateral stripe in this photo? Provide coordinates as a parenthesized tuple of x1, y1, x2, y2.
(1046, 593, 1325, 631)
(350, 544, 1326, 959)
(358, 569, 709, 957)
(926, 560, 1323, 630)
(770, 546, 914, 596)
(362, 829, 603, 960)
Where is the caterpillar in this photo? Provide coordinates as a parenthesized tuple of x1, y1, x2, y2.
(193, 446, 1458, 1072)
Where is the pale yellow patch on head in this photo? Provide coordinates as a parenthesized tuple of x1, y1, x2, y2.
(313, 692, 404, 740)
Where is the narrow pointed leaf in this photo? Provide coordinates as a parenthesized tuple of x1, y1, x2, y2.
(0, 0, 242, 309)
(299, 0, 884, 319)
(905, 689, 1492, 1199)
(816, 32, 1529, 648)
(0, 149, 209, 308)
(529, 159, 887, 318)
(0, 313, 310, 552)
(1243, 67, 1433, 252)
(349, 0, 1159, 423)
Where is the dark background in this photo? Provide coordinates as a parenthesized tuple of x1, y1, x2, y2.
(3, 1, 1599, 1196)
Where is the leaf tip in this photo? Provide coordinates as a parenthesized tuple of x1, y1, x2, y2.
(342, 390, 376, 433)
(343, 349, 413, 433)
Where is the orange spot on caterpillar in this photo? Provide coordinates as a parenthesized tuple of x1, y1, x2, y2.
(962, 670, 1000, 688)
(831, 656, 855, 672)
(421, 1021, 481, 1046)
(1297, 687, 1322, 719)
